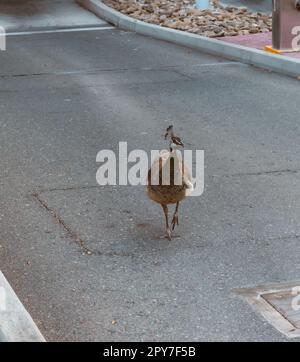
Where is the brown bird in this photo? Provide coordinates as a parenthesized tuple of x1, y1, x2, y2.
(147, 125, 193, 240)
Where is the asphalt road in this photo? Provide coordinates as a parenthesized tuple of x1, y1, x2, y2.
(0, 0, 106, 32)
(1, 7, 300, 342)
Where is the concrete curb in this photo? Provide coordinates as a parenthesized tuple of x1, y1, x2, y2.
(0, 271, 45, 342)
(77, 0, 300, 78)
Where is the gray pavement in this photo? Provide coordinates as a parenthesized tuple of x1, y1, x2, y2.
(1, 1, 300, 342)
(0, 0, 106, 32)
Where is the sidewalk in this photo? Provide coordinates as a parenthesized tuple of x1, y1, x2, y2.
(0, 272, 45, 342)
(220, 31, 300, 60)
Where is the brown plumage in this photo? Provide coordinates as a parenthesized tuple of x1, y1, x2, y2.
(147, 125, 193, 240)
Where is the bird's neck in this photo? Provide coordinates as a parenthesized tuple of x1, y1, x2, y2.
(169, 149, 182, 162)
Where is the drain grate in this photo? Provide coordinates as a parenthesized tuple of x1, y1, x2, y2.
(234, 281, 300, 338)
(262, 290, 300, 329)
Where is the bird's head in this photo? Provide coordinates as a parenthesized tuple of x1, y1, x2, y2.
(164, 125, 184, 152)
(164, 125, 174, 140)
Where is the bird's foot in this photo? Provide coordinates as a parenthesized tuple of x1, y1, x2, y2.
(159, 233, 180, 240)
(166, 228, 172, 241)
(171, 214, 179, 231)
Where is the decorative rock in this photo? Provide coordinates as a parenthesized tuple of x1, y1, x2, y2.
(103, 0, 272, 38)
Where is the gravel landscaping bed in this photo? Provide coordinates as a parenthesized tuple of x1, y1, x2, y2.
(103, 0, 272, 37)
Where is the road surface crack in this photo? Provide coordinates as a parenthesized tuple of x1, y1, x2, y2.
(0, 61, 241, 79)
(32, 190, 93, 255)
(210, 168, 300, 179)
(32, 187, 134, 257)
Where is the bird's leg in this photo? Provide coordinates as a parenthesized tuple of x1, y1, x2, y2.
(171, 202, 179, 231)
(161, 204, 171, 240)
